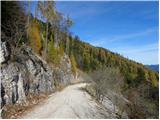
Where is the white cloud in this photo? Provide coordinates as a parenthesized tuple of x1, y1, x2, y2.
(88, 27, 159, 64)
(108, 27, 158, 42)
(114, 43, 158, 54)
(56, 1, 113, 21)
(90, 27, 158, 47)
(126, 50, 158, 65)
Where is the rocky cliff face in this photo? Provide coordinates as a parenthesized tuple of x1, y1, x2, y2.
(52, 54, 75, 87)
(1, 41, 74, 106)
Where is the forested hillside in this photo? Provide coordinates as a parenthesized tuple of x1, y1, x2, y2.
(66, 36, 159, 118)
(1, 1, 159, 119)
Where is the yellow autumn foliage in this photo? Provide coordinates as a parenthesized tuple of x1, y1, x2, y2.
(28, 22, 42, 54)
(149, 71, 158, 87)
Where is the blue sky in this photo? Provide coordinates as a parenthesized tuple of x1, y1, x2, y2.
(29, 1, 159, 65)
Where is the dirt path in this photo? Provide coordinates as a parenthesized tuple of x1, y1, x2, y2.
(20, 83, 115, 119)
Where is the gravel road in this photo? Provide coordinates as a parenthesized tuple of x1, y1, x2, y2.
(21, 83, 115, 119)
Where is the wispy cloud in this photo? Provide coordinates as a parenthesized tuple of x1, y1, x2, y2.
(110, 43, 159, 64)
(112, 43, 158, 54)
(90, 27, 158, 47)
(56, 2, 113, 21)
(89, 28, 158, 64)
(56, 2, 158, 64)
(108, 27, 157, 42)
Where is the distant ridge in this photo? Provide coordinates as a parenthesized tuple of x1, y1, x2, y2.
(146, 64, 159, 72)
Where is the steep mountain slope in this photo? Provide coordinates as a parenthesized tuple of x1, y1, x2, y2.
(66, 37, 158, 87)
(64, 36, 159, 118)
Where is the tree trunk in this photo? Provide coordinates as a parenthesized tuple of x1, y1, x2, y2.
(27, 1, 30, 39)
(54, 28, 58, 48)
(45, 21, 48, 59)
(65, 35, 69, 55)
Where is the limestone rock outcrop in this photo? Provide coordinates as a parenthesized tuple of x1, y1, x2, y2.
(1, 41, 74, 106)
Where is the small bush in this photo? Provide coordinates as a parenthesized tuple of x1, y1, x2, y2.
(90, 67, 124, 102)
